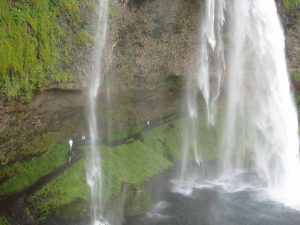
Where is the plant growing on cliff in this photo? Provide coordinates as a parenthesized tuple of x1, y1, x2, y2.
(0, 0, 95, 99)
(283, 0, 300, 9)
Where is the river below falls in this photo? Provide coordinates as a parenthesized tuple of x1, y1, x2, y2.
(124, 170, 300, 225)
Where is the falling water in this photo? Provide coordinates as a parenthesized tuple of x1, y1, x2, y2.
(220, 0, 300, 207)
(85, 0, 109, 224)
(177, 0, 300, 208)
(176, 0, 226, 192)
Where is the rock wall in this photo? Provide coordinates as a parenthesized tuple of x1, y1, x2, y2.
(0, 0, 300, 225)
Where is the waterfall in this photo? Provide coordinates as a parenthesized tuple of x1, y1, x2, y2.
(85, 0, 109, 224)
(177, 0, 300, 208)
(176, 0, 226, 193)
(221, 0, 300, 207)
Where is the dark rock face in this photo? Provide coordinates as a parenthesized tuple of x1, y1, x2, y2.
(276, 1, 300, 73)
(0, 91, 84, 165)
(285, 9, 300, 73)
(106, 0, 201, 94)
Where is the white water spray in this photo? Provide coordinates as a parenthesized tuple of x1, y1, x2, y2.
(86, 0, 109, 224)
(178, 0, 300, 208)
(177, 0, 226, 189)
(221, 0, 300, 207)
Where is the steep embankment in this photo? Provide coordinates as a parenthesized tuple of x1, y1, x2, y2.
(0, 0, 94, 99)
(0, 116, 183, 225)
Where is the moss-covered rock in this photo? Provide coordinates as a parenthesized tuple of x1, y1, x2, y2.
(0, 217, 8, 225)
(0, 0, 95, 99)
(13, 113, 224, 223)
(28, 139, 172, 221)
(28, 159, 89, 220)
(123, 185, 151, 216)
(283, 0, 300, 9)
(0, 133, 69, 197)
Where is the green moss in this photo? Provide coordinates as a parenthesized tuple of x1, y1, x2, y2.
(101, 141, 172, 198)
(28, 159, 89, 220)
(24, 207, 34, 223)
(142, 113, 222, 162)
(0, 0, 96, 99)
(109, 2, 119, 18)
(29, 140, 172, 220)
(283, 0, 300, 9)
(124, 185, 151, 215)
(1, 132, 61, 166)
(102, 103, 144, 141)
(295, 92, 300, 104)
(74, 29, 94, 48)
(142, 119, 183, 160)
(0, 217, 8, 225)
(292, 71, 300, 81)
(23, 132, 60, 158)
(0, 134, 69, 196)
(0, 1, 58, 98)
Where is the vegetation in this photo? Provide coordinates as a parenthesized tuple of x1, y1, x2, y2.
(0, 133, 68, 196)
(283, 0, 300, 9)
(142, 119, 182, 160)
(29, 140, 172, 220)
(24, 115, 224, 220)
(28, 159, 89, 220)
(0, 217, 8, 225)
(0, 0, 95, 99)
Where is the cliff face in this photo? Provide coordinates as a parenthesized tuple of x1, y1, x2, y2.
(285, 6, 300, 73)
(106, 0, 199, 93)
(0, 1, 201, 224)
(0, 0, 202, 165)
(0, 0, 96, 99)
(0, 0, 299, 98)
(1, 0, 299, 164)
(0, 0, 300, 225)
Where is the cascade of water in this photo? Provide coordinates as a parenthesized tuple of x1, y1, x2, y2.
(196, 0, 226, 125)
(177, 0, 300, 208)
(220, 0, 300, 207)
(85, 0, 109, 224)
(176, 0, 226, 191)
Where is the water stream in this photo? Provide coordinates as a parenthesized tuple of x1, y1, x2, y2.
(85, 0, 109, 225)
(176, 0, 300, 209)
(86, 1, 300, 225)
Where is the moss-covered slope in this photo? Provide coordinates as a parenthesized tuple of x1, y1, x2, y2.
(283, 0, 300, 9)
(0, 117, 185, 224)
(0, 0, 95, 99)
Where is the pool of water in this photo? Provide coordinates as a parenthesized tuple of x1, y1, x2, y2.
(124, 186, 300, 225)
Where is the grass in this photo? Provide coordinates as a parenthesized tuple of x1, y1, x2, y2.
(142, 111, 223, 162)
(0, 217, 8, 225)
(292, 71, 300, 81)
(101, 141, 172, 197)
(142, 119, 183, 160)
(29, 140, 172, 220)
(195, 110, 224, 160)
(28, 159, 89, 220)
(295, 92, 300, 103)
(0, 0, 95, 99)
(0, 133, 69, 197)
(0, 116, 223, 220)
(26, 115, 224, 220)
(283, 0, 300, 9)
